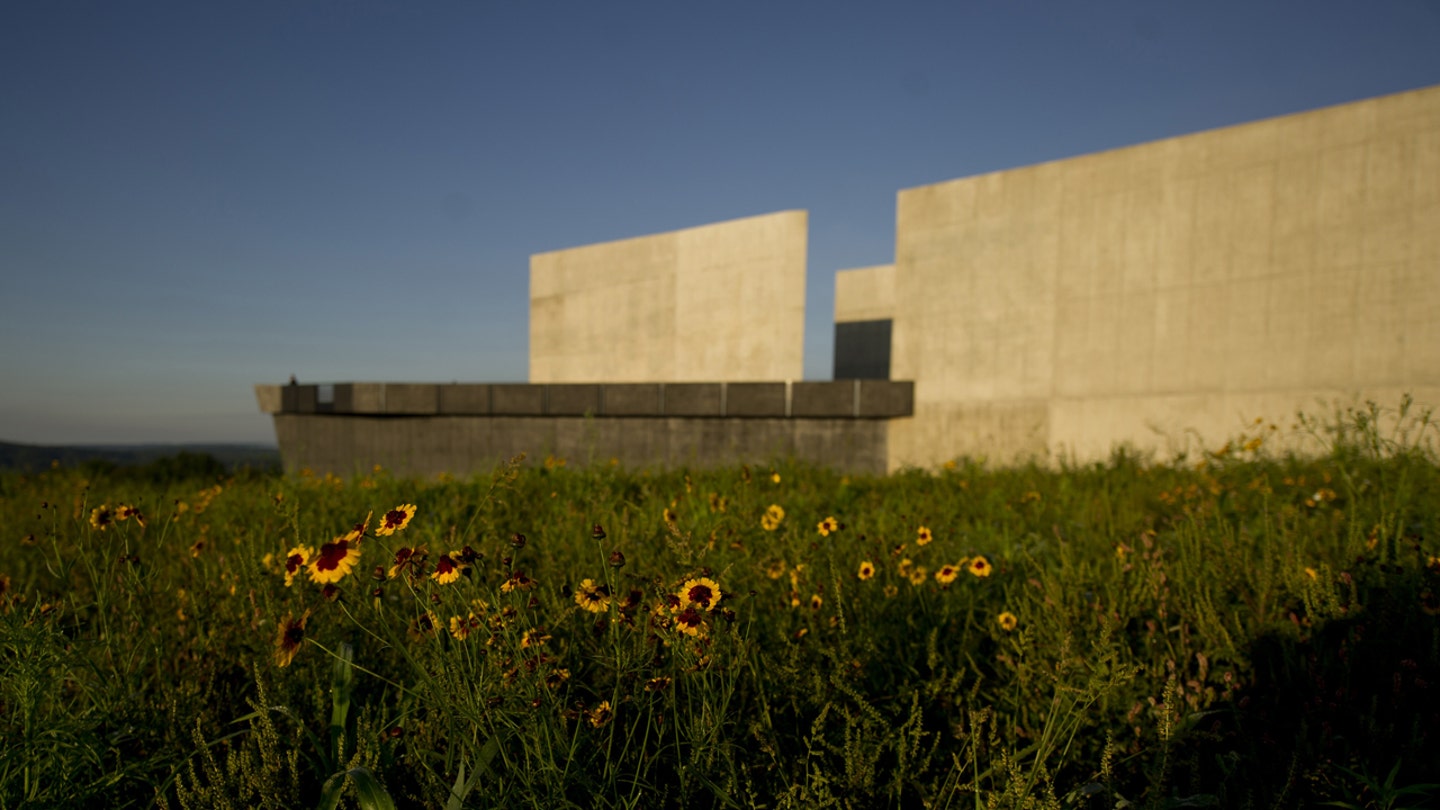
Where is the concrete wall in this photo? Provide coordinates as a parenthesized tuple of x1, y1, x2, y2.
(272, 414, 891, 476)
(834, 265, 895, 323)
(529, 210, 808, 383)
(890, 83, 1440, 468)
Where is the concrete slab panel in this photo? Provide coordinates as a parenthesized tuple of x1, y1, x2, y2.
(663, 383, 722, 416)
(792, 381, 854, 417)
(725, 383, 787, 417)
(439, 384, 491, 415)
(889, 83, 1440, 467)
(531, 210, 805, 383)
(492, 385, 545, 415)
(858, 381, 914, 417)
(547, 384, 600, 416)
(602, 384, 663, 416)
(384, 384, 438, 414)
(282, 385, 318, 414)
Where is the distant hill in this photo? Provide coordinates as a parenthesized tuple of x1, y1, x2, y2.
(0, 441, 281, 473)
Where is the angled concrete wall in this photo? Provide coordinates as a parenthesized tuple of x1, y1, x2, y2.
(890, 82, 1440, 468)
(529, 210, 807, 383)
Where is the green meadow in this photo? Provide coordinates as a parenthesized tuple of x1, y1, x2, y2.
(3, 401, 1438, 809)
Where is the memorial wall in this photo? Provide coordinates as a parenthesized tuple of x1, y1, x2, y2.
(888, 82, 1440, 468)
(529, 210, 808, 383)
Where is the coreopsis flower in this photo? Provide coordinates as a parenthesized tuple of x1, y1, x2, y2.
(678, 577, 722, 612)
(545, 669, 570, 689)
(388, 546, 428, 580)
(375, 504, 417, 536)
(449, 613, 480, 640)
(645, 676, 672, 692)
(857, 561, 876, 580)
(935, 564, 959, 585)
(997, 612, 1019, 632)
(283, 545, 315, 587)
(274, 610, 311, 667)
(588, 700, 613, 728)
(808, 594, 823, 611)
(674, 607, 706, 637)
(520, 627, 551, 649)
(431, 552, 466, 585)
(116, 504, 145, 526)
(574, 579, 611, 613)
(500, 570, 535, 593)
(761, 504, 785, 531)
(90, 505, 114, 531)
(816, 516, 839, 537)
(308, 536, 361, 584)
(967, 556, 992, 578)
(916, 526, 933, 546)
(908, 566, 928, 586)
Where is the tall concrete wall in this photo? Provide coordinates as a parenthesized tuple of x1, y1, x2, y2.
(890, 83, 1440, 468)
(529, 210, 807, 383)
(834, 265, 895, 323)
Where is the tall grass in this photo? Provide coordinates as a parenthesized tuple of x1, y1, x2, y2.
(2, 400, 1437, 808)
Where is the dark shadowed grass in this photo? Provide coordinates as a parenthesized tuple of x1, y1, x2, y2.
(2, 401, 1437, 808)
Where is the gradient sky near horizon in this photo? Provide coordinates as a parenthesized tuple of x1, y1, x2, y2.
(3, 1, 1439, 446)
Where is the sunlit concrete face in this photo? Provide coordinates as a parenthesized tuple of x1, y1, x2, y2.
(890, 83, 1440, 469)
(529, 210, 807, 383)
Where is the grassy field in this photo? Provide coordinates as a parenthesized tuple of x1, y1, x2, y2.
(3, 401, 1439, 809)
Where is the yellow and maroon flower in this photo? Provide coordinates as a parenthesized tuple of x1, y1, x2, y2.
(816, 516, 839, 537)
(916, 526, 933, 546)
(308, 537, 361, 584)
(388, 546, 428, 579)
(115, 504, 146, 526)
(274, 610, 311, 667)
(678, 577, 722, 612)
(857, 561, 876, 581)
(431, 552, 466, 585)
(89, 504, 114, 531)
(935, 564, 960, 585)
(997, 611, 1019, 632)
(520, 627, 551, 648)
(449, 613, 480, 640)
(674, 607, 706, 637)
(341, 511, 372, 543)
(375, 504, 417, 536)
(574, 579, 611, 613)
(283, 545, 315, 587)
(968, 556, 993, 578)
(500, 570, 535, 593)
(587, 700, 613, 728)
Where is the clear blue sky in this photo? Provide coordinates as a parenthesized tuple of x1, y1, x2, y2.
(3, 1, 1438, 446)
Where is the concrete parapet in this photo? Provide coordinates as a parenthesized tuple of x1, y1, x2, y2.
(439, 384, 491, 414)
(271, 412, 891, 476)
(548, 384, 601, 416)
(492, 384, 546, 415)
(858, 381, 914, 417)
(383, 384, 438, 414)
(603, 384, 662, 416)
(792, 381, 855, 417)
(662, 383, 723, 416)
(281, 384, 318, 414)
(725, 383, 787, 417)
(344, 383, 386, 414)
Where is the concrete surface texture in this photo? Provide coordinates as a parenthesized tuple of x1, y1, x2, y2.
(529, 210, 808, 383)
(889, 82, 1440, 469)
(270, 414, 891, 476)
(834, 265, 896, 323)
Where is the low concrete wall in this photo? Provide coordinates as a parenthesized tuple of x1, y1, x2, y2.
(260, 380, 912, 476)
(258, 381, 914, 419)
(271, 414, 892, 476)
